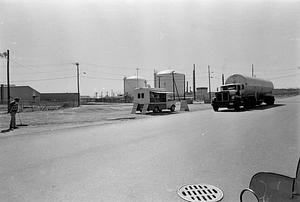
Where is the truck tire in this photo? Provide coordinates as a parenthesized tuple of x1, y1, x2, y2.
(234, 104, 240, 111)
(250, 97, 256, 108)
(170, 105, 175, 112)
(244, 99, 250, 109)
(213, 106, 219, 112)
(244, 97, 256, 109)
(264, 96, 275, 105)
(153, 106, 159, 113)
(266, 98, 275, 105)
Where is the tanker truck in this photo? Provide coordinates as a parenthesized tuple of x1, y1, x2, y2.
(211, 74, 275, 111)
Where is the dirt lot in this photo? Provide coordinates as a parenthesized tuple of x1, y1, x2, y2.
(0, 102, 211, 136)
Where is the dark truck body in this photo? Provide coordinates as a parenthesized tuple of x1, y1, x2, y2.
(212, 74, 275, 111)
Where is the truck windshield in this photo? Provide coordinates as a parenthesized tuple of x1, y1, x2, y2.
(150, 92, 166, 103)
(221, 85, 237, 91)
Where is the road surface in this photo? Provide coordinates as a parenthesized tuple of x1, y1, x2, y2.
(0, 96, 299, 202)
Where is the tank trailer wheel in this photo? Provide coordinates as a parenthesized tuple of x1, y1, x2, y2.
(213, 106, 219, 112)
(153, 106, 159, 113)
(170, 105, 175, 112)
(265, 97, 275, 105)
(266, 100, 274, 105)
(234, 104, 240, 111)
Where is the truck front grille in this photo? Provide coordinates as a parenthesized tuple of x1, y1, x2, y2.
(216, 93, 222, 101)
(216, 92, 229, 102)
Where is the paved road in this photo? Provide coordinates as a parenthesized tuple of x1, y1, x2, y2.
(0, 96, 299, 202)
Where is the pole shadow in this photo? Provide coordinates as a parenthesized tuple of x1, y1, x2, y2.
(1, 129, 12, 133)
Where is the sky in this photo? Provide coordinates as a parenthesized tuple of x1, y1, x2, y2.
(0, 0, 299, 97)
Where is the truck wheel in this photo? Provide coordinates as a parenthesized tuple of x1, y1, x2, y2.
(244, 99, 250, 109)
(250, 97, 256, 108)
(234, 105, 240, 111)
(264, 96, 274, 105)
(213, 106, 219, 111)
(244, 98, 255, 109)
(266, 99, 274, 105)
(170, 105, 175, 112)
(153, 107, 159, 113)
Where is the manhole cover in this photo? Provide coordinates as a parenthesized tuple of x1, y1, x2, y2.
(178, 184, 223, 202)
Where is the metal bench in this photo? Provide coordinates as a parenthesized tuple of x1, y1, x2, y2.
(240, 158, 300, 202)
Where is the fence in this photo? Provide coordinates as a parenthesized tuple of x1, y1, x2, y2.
(0, 99, 78, 113)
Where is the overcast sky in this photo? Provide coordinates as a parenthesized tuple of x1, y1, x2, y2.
(0, 0, 299, 96)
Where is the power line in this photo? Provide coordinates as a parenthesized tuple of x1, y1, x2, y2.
(12, 69, 74, 75)
(269, 72, 300, 80)
(7, 60, 75, 75)
(10, 76, 76, 83)
(9, 59, 73, 68)
(84, 76, 122, 81)
(83, 69, 125, 76)
(82, 63, 141, 70)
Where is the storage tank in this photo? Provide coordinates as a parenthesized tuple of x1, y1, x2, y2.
(225, 74, 274, 95)
(154, 69, 185, 98)
(124, 76, 147, 96)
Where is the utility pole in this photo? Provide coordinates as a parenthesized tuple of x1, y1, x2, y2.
(136, 68, 140, 88)
(6, 50, 10, 112)
(0, 50, 9, 109)
(1, 50, 11, 112)
(252, 64, 254, 77)
(153, 69, 157, 88)
(208, 65, 211, 102)
(123, 77, 126, 95)
(75, 62, 80, 107)
(222, 74, 225, 85)
(172, 71, 175, 100)
(193, 64, 196, 100)
(183, 74, 185, 100)
(186, 81, 189, 93)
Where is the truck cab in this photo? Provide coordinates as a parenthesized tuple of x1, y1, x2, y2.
(212, 83, 244, 111)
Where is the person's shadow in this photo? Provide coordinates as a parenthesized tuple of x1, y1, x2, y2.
(1, 129, 12, 133)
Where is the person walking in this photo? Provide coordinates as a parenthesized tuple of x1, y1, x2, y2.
(8, 97, 20, 130)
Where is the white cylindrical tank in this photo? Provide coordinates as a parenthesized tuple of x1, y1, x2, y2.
(124, 76, 147, 96)
(155, 69, 185, 97)
(225, 74, 274, 94)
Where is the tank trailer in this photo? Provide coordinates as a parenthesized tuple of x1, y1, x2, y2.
(212, 74, 275, 111)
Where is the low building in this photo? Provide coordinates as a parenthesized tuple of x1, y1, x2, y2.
(40, 93, 79, 107)
(0, 84, 40, 105)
